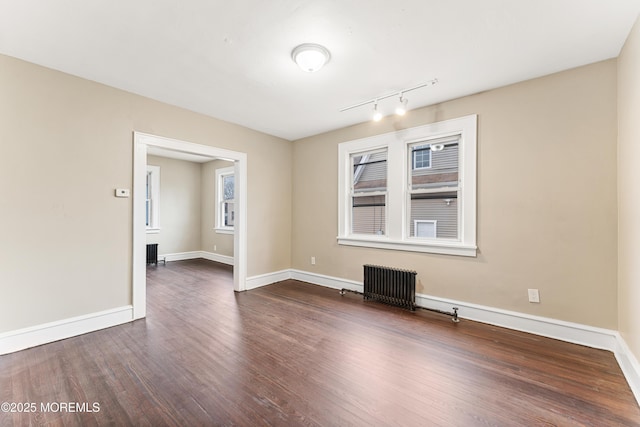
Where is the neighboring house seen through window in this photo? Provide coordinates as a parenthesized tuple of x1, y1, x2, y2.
(408, 136, 459, 240)
(351, 149, 387, 235)
(412, 144, 431, 169)
(337, 115, 477, 257)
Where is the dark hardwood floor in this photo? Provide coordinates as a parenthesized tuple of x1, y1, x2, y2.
(1, 259, 639, 426)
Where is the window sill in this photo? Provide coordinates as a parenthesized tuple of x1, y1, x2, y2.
(215, 228, 234, 235)
(337, 236, 477, 257)
(146, 228, 161, 234)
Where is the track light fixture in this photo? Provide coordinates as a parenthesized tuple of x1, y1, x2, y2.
(339, 79, 438, 121)
(372, 101, 383, 122)
(395, 94, 408, 116)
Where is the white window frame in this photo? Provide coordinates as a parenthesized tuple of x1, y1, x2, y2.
(215, 166, 235, 234)
(146, 165, 160, 233)
(337, 114, 477, 257)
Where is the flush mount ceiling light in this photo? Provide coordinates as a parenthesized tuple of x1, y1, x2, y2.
(340, 80, 438, 121)
(291, 43, 331, 72)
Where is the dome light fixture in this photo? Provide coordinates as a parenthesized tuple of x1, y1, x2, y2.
(291, 43, 331, 72)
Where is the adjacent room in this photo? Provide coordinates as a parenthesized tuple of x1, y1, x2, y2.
(1, 1, 639, 425)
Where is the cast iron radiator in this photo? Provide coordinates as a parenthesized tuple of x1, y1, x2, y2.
(146, 243, 158, 265)
(363, 264, 417, 311)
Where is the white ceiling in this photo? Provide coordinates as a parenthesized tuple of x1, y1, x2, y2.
(1, 1, 639, 141)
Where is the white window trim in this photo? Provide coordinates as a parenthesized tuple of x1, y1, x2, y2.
(337, 114, 477, 257)
(146, 165, 160, 233)
(215, 166, 235, 233)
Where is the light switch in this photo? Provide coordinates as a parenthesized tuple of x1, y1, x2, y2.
(115, 188, 130, 198)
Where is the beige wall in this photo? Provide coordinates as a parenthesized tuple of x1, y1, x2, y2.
(146, 155, 235, 258)
(618, 16, 640, 362)
(292, 60, 618, 329)
(146, 155, 202, 255)
(0, 54, 292, 333)
(201, 159, 235, 257)
(0, 47, 626, 336)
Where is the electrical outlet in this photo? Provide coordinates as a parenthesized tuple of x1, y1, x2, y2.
(528, 289, 540, 303)
(214, 245, 217, 252)
(311, 256, 316, 265)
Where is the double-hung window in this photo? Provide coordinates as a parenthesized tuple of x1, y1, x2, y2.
(338, 115, 477, 257)
(216, 166, 235, 232)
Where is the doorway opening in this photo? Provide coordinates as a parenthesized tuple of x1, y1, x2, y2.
(132, 132, 247, 320)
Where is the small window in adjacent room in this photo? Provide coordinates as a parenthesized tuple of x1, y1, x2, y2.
(146, 165, 160, 232)
(216, 166, 235, 232)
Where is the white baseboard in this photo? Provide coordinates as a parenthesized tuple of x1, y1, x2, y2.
(161, 251, 201, 262)
(291, 269, 362, 291)
(615, 334, 640, 406)
(246, 269, 292, 290)
(243, 269, 363, 292)
(200, 251, 234, 266)
(414, 293, 618, 352)
(0, 305, 133, 355)
(161, 251, 233, 265)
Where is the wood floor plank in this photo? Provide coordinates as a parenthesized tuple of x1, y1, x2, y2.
(0, 259, 638, 426)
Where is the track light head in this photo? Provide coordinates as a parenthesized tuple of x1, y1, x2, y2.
(395, 94, 408, 116)
(372, 102, 383, 122)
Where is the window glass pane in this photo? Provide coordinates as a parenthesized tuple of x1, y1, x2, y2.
(352, 195, 385, 235)
(223, 175, 234, 200)
(146, 171, 151, 227)
(351, 149, 387, 235)
(413, 145, 431, 169)
(409, 193, 457, 239)
(224, 202, 235, 227)
(146, 171, 151, 198)
(411, 139, 459, 190)
(353, 150, 387, 193)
